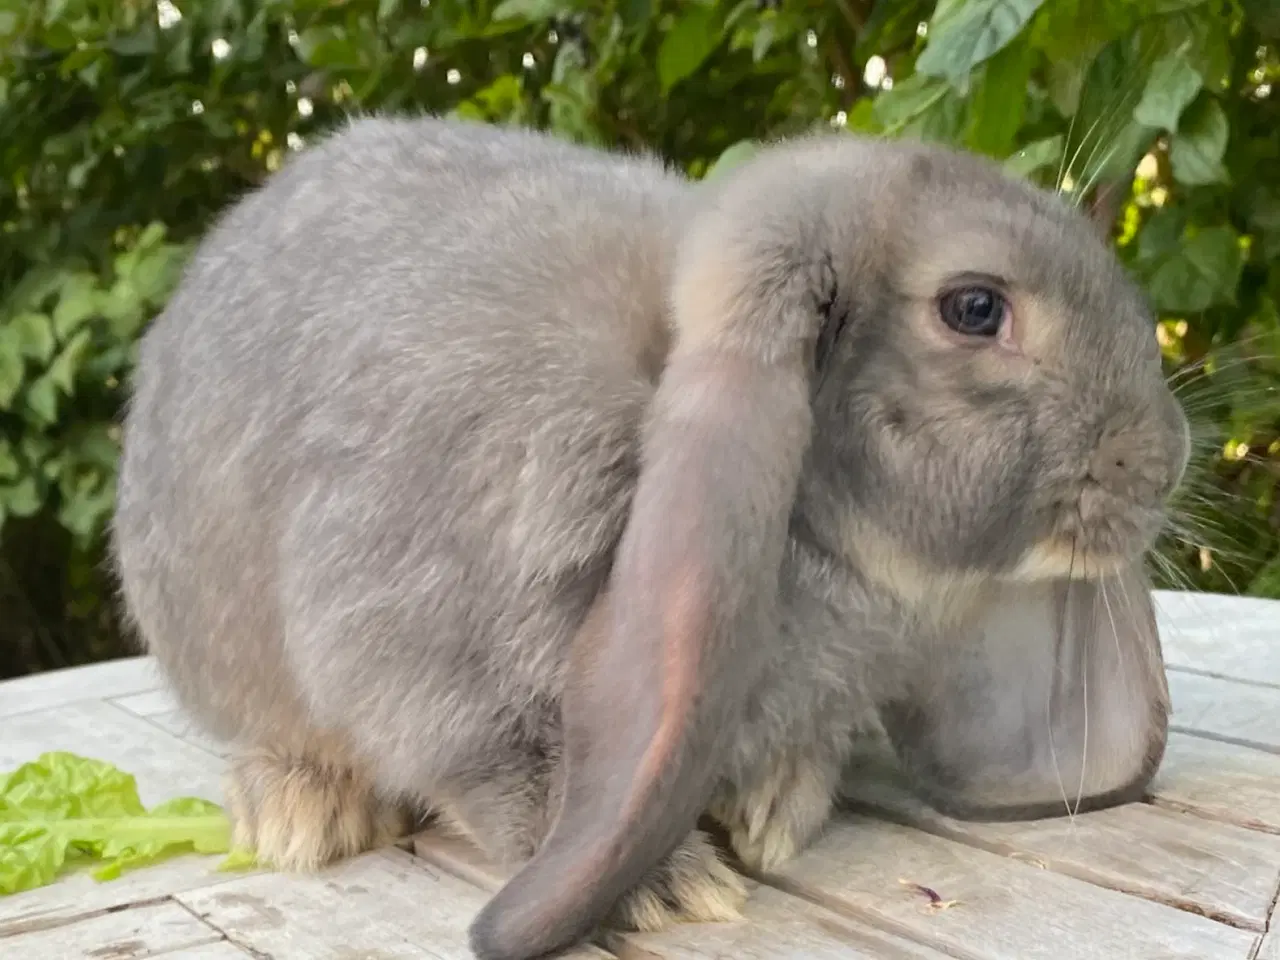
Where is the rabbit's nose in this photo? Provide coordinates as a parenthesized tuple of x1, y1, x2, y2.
(1085, 432, 1171, 502)
(1086, 439, 1131, 489)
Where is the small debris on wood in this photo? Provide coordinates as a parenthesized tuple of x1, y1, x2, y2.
(1010, 852, 1049, 869)
(898, 878, 961, 911)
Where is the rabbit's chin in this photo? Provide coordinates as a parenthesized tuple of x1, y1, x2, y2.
(1006, 540, 1136, 583)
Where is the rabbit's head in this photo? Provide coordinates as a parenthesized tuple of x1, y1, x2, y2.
(799, 142, 1188, 595)
(784, 139, 1186, 825)
(470, 135, 1186, 960)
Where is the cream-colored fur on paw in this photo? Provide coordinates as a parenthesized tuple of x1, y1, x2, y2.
(610, 830, 748, 932)
(225, 747, 408, 871)
(709, 756, 835, 873)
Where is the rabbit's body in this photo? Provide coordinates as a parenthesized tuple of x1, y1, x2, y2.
(114, 116, 1187, 960)
(116, 116, 871, 896)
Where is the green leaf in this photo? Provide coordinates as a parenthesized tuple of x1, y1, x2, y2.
(752, 17, 776, 62)
(1170, 95, 1229, 186)
(843, 97, 883, 135)
(99, 283, 147, 340)
(8, 313, 56, 363)
(873, 73, 949, 132)
(492, 0, 562, 20)
(0, 440, 19, 482)
(704, 139, 760, 181)
(129, 243, 189, 308)
(24, 377, 60, 425)
(295, 26, 365, 70)
(51, 273, 101, 339)
(1133, 53, 1202, 133)
(1004, 134, 1065, 178)
(1147, 226, 1244, 312)
(657, 5, 721, 94)
(1136, 207, 1187, 264)
(216, 846, 261, 873)
(1248, 553, 1280, 599)
(965, 33, 1035, 156)
(47, 329, 93, 394)
(915, 0, 1048, 94)
(0, 475, 41, 517)
(57, 473, 115, 542)
(1248, 187, 1280, 260)
(0, 333, 23, 409)
(0, 752, 235, 895)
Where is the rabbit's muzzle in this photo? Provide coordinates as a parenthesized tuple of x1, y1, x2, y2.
(1036, 392, 1189, 575)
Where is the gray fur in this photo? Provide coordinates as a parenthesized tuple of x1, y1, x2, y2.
(111, 115, 1188, 960)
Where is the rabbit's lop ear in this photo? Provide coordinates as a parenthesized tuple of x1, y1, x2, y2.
(470, 181, 831, 960)
(881, 563, 1170, 821)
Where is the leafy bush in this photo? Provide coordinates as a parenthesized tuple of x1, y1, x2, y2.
(2, 0, 1278, 678)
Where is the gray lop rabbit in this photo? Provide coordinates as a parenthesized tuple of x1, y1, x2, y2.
(111, 115, 1189, 960)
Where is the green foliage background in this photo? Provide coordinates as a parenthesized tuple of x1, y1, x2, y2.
(1, 0, 1278, 678)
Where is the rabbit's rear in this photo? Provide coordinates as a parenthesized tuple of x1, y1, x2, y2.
(112, 116, 700, 866)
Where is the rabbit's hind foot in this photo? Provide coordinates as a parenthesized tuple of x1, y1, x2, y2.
(708, 754, 838, 874)
(609, 830, 748, 932)
(225, 744, 410, 871)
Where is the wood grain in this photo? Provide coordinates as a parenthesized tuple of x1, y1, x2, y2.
(177, 847, 610, 960)
(412, 829, 950, 960)
(842, 777, 1280, 931)
(1, 900, 222, 960)
(108, 690, 229, 758)
(1154, 591, 1280, 688)
(616, 885, 952, 960)
(1168, 671, 1280, 753)
(0, 657, 159, 719)
(1151, 732, 1280, 833)
(769, 814, 1258, 960)
(5, 591, 1279, 960)
(151, 944, 256, 959)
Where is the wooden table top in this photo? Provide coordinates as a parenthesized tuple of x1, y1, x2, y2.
(2, 589, 1278, 959)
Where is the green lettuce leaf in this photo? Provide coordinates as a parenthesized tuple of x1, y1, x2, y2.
(0, 751, 240, 895)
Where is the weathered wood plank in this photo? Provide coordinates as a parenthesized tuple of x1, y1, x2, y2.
(178, 847, 609, 960)
(412, 829, 951, 959)
(110, 688, 182, 718)
(108, 688, 229, 758)
(1151, 732, 1280, 833)
(0, 657, 160, 718)
(1258, 929, 1277, 960)
(152, 944, 254, 959)
(841, 774, 1280, 931)
(1, 901, 223, 960)
(0, 700, 224, 805)
(769, 814, 1257, 960)
(1169, 670, 1280, 753)
(0, 701, 243, 937)
(1153, 590, 1280, 688)
(617, 885, 953, 960)
(141, 711, 229, 760)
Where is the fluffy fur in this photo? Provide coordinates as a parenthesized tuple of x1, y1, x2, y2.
(111, 116, 1189, 960)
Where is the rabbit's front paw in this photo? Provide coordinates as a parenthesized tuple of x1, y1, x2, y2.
(610, 830, 747, 931)
(225, 745, 410, 871)
(710, 755, 837, 873)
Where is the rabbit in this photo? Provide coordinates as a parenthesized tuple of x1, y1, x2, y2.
(110, 113, 1189, 960)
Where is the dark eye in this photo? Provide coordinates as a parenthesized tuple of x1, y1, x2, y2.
(939, 286, 1006, 337)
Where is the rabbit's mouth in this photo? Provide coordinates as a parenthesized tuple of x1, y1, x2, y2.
(1014, 492, 1168, 581)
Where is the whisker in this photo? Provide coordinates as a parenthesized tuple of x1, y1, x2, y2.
(1067, 29, 1164, 203)
(1048, 536, 1080, 826)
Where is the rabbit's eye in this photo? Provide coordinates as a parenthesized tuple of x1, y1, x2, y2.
(939, 287, 1005, 337)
